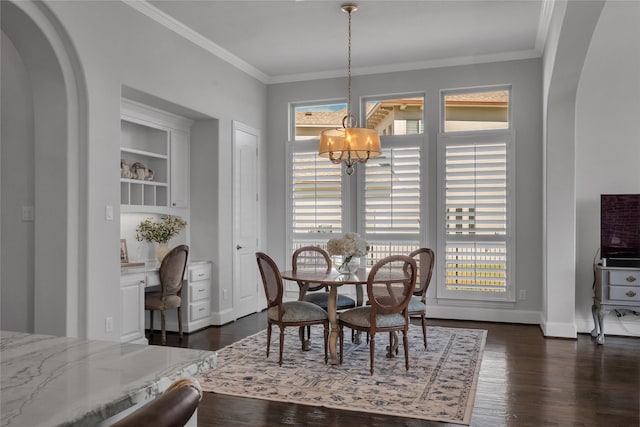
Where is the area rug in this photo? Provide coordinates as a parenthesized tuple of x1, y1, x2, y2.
(198, 324, 487, 424)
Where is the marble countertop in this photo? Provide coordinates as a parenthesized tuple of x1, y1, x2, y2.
(0, 331, 216, 426)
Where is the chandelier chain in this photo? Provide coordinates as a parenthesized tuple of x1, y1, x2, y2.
(347, 7, 352, 119)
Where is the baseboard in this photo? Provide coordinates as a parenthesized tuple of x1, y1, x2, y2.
(540, 320, 577, 338)
(210, 308, 235, 326)
(427, 305, 543, 325)
(575, 311, 640, 338)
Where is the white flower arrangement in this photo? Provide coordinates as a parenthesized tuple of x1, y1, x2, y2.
(327, 232, 368, 260)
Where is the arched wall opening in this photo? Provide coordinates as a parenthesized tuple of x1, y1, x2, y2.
(1, 0, 87, 337)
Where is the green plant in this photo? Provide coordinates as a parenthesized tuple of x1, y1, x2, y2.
(136, 215, 187, 244)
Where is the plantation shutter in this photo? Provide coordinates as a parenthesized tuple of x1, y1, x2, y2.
(364, 146, 421, 236)
(290, 150, 342, 235)
(444, 139, 508, 293)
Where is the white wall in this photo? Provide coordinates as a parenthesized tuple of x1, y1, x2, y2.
(266, 58, 543, 323)
(575, 0, 640, 336)
(1, 31, 35, 332)
(2, 0, 267, 340)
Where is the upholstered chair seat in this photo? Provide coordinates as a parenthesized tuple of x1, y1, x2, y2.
(267, 301, 329, 323)
(145, 293, 181, 310)
(339, 307, 407, 328)
(303, 292, 356, 310)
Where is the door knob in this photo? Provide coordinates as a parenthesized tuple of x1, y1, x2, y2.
(236, 245, 243, 250)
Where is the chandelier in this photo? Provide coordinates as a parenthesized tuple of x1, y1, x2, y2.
(318, 3, 382, 176)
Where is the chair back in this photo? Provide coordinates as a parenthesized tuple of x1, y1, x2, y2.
(292, 246, 331, 292)
(367, 254, 417, 316)
(159, 244, 189, 296)
(256, 252, 284, 309)
(409, 248, 435, 300)
(111, 377, 202, 427)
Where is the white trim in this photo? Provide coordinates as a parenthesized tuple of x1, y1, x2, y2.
(210, 308, 236, 326)
(269, 49, 542, 84)
(535, 0, 555, 53)
(541, 320, 577, 338)
(121, 99, 194, 132)
(575, 312, 640, 338)
(122, 0, 269, 84)
(428, 305, 542, 326)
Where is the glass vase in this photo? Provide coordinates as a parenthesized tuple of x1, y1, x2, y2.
(336, 256, 360, 274)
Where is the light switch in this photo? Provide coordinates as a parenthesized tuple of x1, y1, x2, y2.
(22, 206, 34, 222)
(105, 205, 114, 221)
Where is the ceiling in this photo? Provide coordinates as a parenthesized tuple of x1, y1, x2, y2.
(135, 0, 551, 84)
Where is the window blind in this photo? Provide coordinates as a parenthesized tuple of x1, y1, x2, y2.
(290, 151, 342, 235)
(444, 141, 508, 293)
(364, 146, 421, 235)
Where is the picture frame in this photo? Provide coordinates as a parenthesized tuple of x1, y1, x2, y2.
(120, 239, 129, 264)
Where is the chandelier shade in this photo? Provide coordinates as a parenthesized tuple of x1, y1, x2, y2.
(319, 3, 381, 176)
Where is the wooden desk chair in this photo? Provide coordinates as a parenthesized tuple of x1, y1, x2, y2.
(338, 255, 417, 375)
(111, 377, 202, 427)
(408, 248, 435, 348)
(256, 251, 329, 366)
(145, 244, 189, 345)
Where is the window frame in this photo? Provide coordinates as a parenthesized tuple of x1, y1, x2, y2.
(357, 93, 427, 264)
(286, 99, 351, 268)
(436, 85, 515, 302)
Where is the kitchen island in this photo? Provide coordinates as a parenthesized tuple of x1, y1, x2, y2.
(0, 331, 216, 426)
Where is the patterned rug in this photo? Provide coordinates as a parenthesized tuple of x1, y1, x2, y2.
(198, 325, 487, 424)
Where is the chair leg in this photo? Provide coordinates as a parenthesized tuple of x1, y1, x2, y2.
(421, 315, 427, 349)
(324, 322, 329, 364)
(279, 326, 285, 366)
(161, 310, 167, 345)
(266, 323, 272, 358)
(369, 332, 376, 375)
(339, 325, 344, 365)
(149, 310, 154, 337)
(403, 329, 410, 371)
(177, 306, 183, 339)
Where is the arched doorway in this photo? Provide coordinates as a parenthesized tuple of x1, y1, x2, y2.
(1, 0, 87, 337)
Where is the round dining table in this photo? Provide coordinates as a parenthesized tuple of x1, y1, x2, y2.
(280, 266, 407, 365)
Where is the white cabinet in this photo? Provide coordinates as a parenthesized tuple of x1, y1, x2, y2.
(186, 263, 212, 329)
(120, 99, 192, 211)
(592, 265, 640, 344)
(170, 130, 190, 208)
(120, 273, 147, 344)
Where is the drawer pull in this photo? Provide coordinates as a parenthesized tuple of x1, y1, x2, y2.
(198, 289, 204, 292)
(626, 291, 637, 298)
(198, 274, 205, 277)
(625, 276, 637, 283)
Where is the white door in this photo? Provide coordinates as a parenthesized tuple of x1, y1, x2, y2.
(232, 121, 262, 319)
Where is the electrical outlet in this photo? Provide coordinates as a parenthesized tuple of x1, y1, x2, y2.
(518, 290, 527, 300)
(21, 206, 34, 221)
(105, 317, 113, 333)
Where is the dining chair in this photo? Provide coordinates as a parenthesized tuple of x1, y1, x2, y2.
(408, 248, 435, 349)
(145, 244, 189, 345)
(338, 254, 417, 375)
(111, 377, 202, 427)
(292, 246, 357, 344)
(256, 252, 329, 366)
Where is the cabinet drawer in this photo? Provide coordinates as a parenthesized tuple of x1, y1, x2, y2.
(190, 264, 211, 282)
(190, 301, 210, 321)
(609, 286, 640, 302)
(190, 281, 210, 303)
(608, 270, 640, 286)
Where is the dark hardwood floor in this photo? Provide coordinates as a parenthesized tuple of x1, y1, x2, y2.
(148, 313, 640, 426)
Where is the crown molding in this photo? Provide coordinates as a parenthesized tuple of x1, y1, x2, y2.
(535, 0, 555, 52)
(122, 0, 270, 84)
(268, 49, 542, 84)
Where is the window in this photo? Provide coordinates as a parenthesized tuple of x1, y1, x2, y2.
(437, 87, 514, 301)
(361, 95, 425, 265)
(288, 102, 347, 259)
